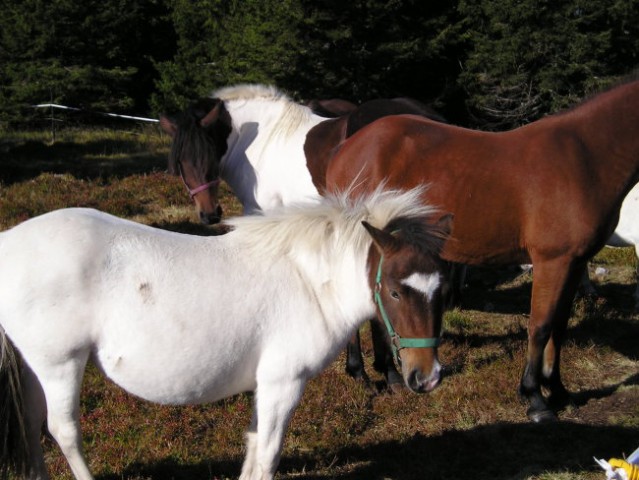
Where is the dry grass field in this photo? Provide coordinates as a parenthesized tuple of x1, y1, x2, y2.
(1, 127, 638, 479)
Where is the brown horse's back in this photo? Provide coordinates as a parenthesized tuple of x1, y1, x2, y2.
(305, 99, 445, 193)
(327, 114, 615, 266)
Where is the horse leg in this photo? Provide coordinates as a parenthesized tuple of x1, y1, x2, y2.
(446, 263, 467, 308)
(241, 412, 259, 480)
(633, 246, 639, 311)
(37, 354, 94, 480)
(370, 319, 403, 391)
(240, 378, 305, 480)
(520, 257, 583, 423)
(577, 265, 597, 297)
(21, 364, 49, 480)
(541, 260, 587, 409)
(345, 329, 369, 383)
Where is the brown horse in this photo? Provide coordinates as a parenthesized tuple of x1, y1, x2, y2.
(324, 78, 639, 422)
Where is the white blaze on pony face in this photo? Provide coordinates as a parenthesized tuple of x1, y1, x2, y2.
(401, 271, 442, 301)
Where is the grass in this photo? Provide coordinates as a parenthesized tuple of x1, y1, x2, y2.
(1, 127, 638, 479)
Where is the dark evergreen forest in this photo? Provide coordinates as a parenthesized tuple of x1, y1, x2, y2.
(1, 0, 638, 129)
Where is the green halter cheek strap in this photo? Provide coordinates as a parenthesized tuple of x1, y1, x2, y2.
(374, 255, 441, 363)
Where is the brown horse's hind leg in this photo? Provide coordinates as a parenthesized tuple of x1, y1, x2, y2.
(520, 257, 583, 422)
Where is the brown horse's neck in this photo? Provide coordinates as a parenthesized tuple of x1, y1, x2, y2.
(564, 80, 639, 195)
(572, 81, 639, 166)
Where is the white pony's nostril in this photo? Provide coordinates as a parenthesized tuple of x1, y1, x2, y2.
(406, 361, 442, 393)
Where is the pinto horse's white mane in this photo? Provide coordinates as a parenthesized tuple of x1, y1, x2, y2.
(212, 83, 314, 141)
(213, 83, 288, 103)
(226, 186, 434, 259)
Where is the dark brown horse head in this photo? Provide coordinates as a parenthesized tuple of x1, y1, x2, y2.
(363, 212, 453, 393)
(307, 98, 358, 118)
(160, 98, 232, 225)
(345, 97, 446, 137)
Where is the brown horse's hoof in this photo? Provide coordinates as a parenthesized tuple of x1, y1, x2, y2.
(527, 407, 558, 423)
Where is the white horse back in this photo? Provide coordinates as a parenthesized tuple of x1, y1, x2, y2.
(609, 182, 639, 247)
(0, 208, 333, 405)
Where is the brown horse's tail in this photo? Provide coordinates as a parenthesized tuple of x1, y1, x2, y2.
(0, 328, 29, 480)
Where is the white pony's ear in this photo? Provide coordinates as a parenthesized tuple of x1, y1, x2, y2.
(159, 115, 177, 137)
(362, 221, 398, 254)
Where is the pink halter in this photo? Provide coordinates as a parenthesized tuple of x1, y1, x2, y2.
(177, 162, 220, 198)
(184, 178, 221, 198)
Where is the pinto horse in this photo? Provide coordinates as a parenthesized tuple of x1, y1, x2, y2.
(160, 85, 328, 223)
(325, 78, 639, 422)
(0, 187, 451, 480)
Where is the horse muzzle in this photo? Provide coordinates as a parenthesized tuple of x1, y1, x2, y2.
(404, 360, 442, 393)
(199, 205, 223, 225)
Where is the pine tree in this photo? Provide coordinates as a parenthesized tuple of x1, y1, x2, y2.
(151, 0, 302, 113)
(0, 0, 173, 127)
(457, 0, 639, 129)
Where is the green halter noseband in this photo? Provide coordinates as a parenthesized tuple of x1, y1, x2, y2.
(374, 255, 441, 364)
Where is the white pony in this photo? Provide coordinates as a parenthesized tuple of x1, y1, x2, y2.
(0, 188, 451, 480)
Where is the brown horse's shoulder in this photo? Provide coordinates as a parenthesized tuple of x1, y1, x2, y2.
(304, 117, 348, 191)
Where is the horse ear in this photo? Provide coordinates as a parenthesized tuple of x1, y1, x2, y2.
(159, 115, 177, 137)
(362, 221, 398, 254)
(436, 213, 454, 237)
(200, 102, 223, 128)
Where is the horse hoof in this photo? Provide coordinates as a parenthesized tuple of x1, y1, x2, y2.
(527, 407, 558, 423)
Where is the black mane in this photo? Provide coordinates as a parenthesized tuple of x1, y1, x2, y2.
(167, 98, 232, 176)
(384, 215, 450, 258)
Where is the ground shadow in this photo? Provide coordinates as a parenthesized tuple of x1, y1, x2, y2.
(148, 220, 231, 236)
(99, 420, 638, 480)
(460, 265, 532, 314)
(569, 307, 639, 360)
(571, 371, 639, 407)
(280, 420, 638, 480)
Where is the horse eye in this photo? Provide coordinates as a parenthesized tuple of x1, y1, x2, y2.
(390, 290, 400, 300)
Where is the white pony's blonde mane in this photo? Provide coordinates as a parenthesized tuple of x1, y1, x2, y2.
(212, 83, 313, 140)
(226, 186, 435, 260)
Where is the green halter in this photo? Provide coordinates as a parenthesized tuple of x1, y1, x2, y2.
(374, 255, 441, 364)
